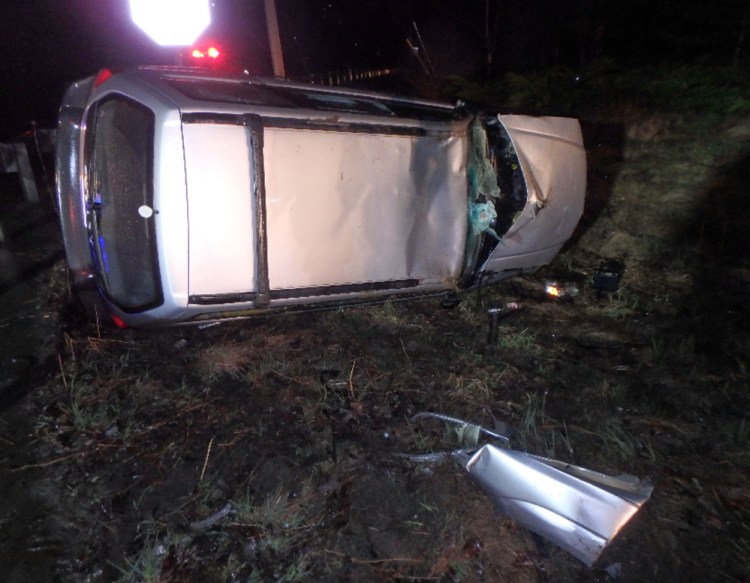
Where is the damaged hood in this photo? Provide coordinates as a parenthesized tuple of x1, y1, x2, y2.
(483, 115, 586, 274)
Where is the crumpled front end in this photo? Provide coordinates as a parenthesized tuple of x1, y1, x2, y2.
(462, 115, 586, 283)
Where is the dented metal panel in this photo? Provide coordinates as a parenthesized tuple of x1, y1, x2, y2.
(483, 115, 586, 274)
(463, 444, 652, 566)
(263, 127, 469, 294)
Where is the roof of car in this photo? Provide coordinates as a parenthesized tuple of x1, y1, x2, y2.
(134, 66, 460, 121)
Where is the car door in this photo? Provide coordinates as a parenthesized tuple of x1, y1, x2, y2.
(262, 123, 468, 300)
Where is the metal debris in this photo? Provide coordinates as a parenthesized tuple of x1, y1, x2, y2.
(411, 411, 510, 444)
(408, 412, 653, 566)
(189, 502, 235, 530)
(486, 302, 522, 345)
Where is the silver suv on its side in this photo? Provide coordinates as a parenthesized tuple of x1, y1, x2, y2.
(56, 67, 586, 327)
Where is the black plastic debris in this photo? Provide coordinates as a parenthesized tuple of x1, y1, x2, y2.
(440, 291, 461, 309)
(593, 259, 625, 294)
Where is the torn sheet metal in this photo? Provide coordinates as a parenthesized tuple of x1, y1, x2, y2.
(483, 115, 586, 275)
(409, 413, 653, 566)
(456, 444, 653, 566)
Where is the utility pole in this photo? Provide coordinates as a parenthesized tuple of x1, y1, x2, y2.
(264, 0, 286, 77)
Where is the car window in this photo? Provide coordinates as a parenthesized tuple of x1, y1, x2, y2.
(383, 101, 458, 122)
(279, 89, 395, 116)
(85, 96, 162, 311)
(165, 78, 296, 108)
(163, 75, 458, 121)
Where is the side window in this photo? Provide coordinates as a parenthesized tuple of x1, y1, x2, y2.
(292, 92, 394, 116)
(85, 96, 162, 311)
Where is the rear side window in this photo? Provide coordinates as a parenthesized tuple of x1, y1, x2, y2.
(165, 78, 295, 107)
(85, 96, 162, 311)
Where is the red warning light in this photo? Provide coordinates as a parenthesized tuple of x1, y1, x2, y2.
(190, 44, 221, 62)
(110, 314, 128, 329)
(93, 69, 113, 88)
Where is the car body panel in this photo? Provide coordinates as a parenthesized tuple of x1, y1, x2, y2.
(184, 123, 258, 297)
(55, 75, 95, 287)
(262, 127, 468, 293)
(55, 67, 586, 326)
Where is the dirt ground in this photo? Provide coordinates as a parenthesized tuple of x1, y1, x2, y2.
(1, 108, 749, 582)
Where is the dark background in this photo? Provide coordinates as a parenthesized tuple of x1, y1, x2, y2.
(1, 0, 749, 140)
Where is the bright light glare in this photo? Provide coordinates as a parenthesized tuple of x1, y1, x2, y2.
(545, 283, 562, 298)
(130, 0, 211, 46)
(191, 46, 220, 61)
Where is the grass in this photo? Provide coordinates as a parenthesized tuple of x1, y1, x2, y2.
(113, 536, 167, 583)
(497, 328, 538, 352)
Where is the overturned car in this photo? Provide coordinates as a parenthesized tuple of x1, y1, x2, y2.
(56, 67, 586, 327)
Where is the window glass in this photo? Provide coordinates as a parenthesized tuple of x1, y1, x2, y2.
(166, 78, 295, 107)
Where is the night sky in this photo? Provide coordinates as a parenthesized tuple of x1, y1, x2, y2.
(1, 0, 747, 140)
(0, 0, 419, 139)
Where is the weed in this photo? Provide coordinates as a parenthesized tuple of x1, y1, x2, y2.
(497, 328, 538, 352)
(594, 379, 620, 402)
(258, 353, 289, 376)
(448, 559, 471, 582)
(733, 357, 747, 380)
(445, 372, 493, 400)
(65, 374, 118, 432)
(381, 298, 400, 324)
(195, 342, 252, 380)
(599, 418, 655, 461)
(544, 424, 575, 459)
(649, 335, 667, 364)
(723, 418, 749, 445)
(601, 288, 640, 319)
(277, 554, 314, 582)
(555, 251, 577, 273)
(113, 537, 167, 583)
(233, 481, 319, 556)
(514, 390, 568, 455)
(520, 392, 542, 439)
